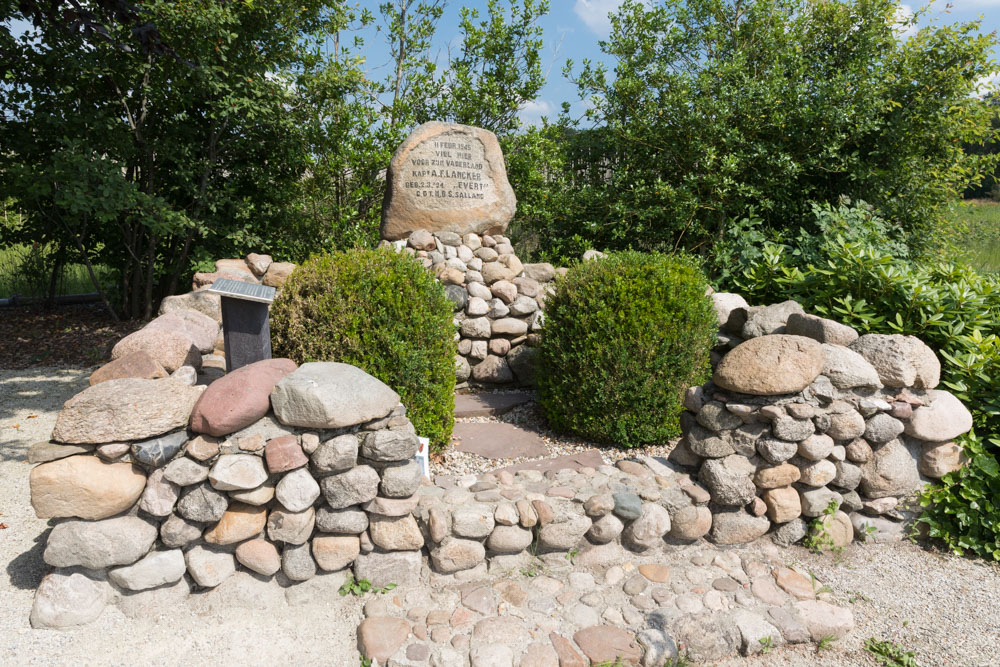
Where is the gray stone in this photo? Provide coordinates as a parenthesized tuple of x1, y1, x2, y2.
(798, 459, 837, 487)
(159, 514, 203, 548)
(771, 518, 807, 547)
(669, 611, 741, 662)
(28, 441, 94, 464)
(445, 284, 468, 311)
(767, 607, 811, 644)
(860, 438, 922, 499)
(786, 313, 858, 346)
(281, 542, 316, 581)
(799, 487, 842, 517)
(824, 410, 866, 440)
(797, 434, 834, 461)
(850, 334, 940, 389)
(622, 503, 671, 550)
(612, 492, 643, 520)
(132, 430, 188, 468)
(904, 390, 973, 441)
(833, 461, 862, 490)
(772, 417, 815, 442)
(44, 516, 157, 569)
(229, 479, 276, 506)
(52, 378, 203, 444)
(108, 549, 186, 591)
(368, 514, 424, 551)
(506, 344, 538, 385)
(697, 402, 743, 432)
(850, 513, 905, 543)
(275, 468, 321, 512)
(821, 344, 882, 389)
(757, 437, 797, 465)
(315, 506, 369, 534)
(865, 413, 905, 445)
(472, 355, 514, 383)
(700, 455, 757, 506)
(310, 434, 359, 474)
(587, 514, 625, 544)
(378, 460, 422, 498)
(185, 546, 236, 588)
(30, 570, 110, 629)
(685, 424, 736, 458)
(537, 514, 592, 551)
(712, 293, 750, 332)
(163, 457, 209, 486)
(139, 467, 180, 517)
(271, 362, 400, 429)
(354, 549, 422, 587)
(486, 525, 533, 554)
(795, 600, 855, 641)
(267, 507, 315, 544)
(320, 465, 380, 509)
(360, 430, 420, 463)
(429, 538, 486, 573)
(159, 288, 222, 324)
(452, 503, 496, 538)
(208, 454, 268, 491)
(741, 300, 805, 338)
(732, 609, 784, 656)
(709, 509, 770, 545)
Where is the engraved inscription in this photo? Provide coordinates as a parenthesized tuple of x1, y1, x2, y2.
(401, 135, 492, 206)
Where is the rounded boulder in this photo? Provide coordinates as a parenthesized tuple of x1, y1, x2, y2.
(713, 335, 824, 396)
(189, 358, 298, 437)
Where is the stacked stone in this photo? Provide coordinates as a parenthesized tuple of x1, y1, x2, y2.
(387, 228, 561, 386)
(678, 295, 974, 548)
(190, 253, 295, 292)
(27, 359, 426, 628)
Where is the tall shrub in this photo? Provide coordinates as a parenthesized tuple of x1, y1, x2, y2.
(538, 251, 717, 447)
(270, 249, 456, 450)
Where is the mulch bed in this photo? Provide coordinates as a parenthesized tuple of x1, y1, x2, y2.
(0, 304, 141, 370)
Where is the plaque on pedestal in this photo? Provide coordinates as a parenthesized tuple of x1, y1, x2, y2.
(206, 278, 276, 372)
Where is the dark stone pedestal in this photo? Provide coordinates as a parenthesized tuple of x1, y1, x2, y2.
(221, 296, 272, 372)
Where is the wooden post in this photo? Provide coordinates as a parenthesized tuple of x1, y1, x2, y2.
(207, 279, 277, 372)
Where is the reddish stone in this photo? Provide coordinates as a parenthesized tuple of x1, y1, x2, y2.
(775, 567, 815, 600)
(572, 626, 642, 665)
(89, 351, 166, 386)
(548, 633, 586, 667)
(189, 358, 297, 437)
(264, 435, 307, 473)
(358, 617, 410, 663)
(638, 564, 670, 583)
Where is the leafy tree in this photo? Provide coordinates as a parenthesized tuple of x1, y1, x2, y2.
(550, 0, 999, 263)
(964, 94, 1000, 200)
(1, 1, 340, 318)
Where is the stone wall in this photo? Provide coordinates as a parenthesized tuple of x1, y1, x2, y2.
(676, 294, 973, 548)
(382, 229, 560, 387)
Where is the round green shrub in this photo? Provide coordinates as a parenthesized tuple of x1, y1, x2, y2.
(270, 248, 456, 450)
(538, 251, 716, 447)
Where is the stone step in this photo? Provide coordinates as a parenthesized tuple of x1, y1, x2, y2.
(496, 449, 606, 475)
(454, 392, 535, 418)
(452, 422, 548, 459)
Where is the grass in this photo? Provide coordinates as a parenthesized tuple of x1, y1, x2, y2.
(948, 199, 1000, 273)
(0, 243, 112, 299)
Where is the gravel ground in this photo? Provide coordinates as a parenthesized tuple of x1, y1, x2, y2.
(4, 373, 1000, 665)
(434, 391, 677, 478)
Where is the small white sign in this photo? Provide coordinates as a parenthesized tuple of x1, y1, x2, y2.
(415, 436, 431, 479)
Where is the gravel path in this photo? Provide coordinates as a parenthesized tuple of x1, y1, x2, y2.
(3, 372, 1000, 665)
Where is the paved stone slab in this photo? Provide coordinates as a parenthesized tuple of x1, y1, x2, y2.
(453, 422, 548, 459)
(496, 449, 606, 475)
(454, 392, 535, 418)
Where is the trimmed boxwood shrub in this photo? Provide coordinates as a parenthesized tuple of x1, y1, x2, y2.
(270, 248, 456, 450)
(538, 251, 716, 447)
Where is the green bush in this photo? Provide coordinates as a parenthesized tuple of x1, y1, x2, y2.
(731, 238, 1000, 561)
(270, 248, 456, 450)
(537, 251, 717, 447)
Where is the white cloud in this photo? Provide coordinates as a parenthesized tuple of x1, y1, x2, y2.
(518, 99, 555, 124)
(573, 0, 629, 36)
(974, 72, 999, 98)
(894, 3, 918, 39)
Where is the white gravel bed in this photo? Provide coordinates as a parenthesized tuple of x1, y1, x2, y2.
(434, 391, 676, 478)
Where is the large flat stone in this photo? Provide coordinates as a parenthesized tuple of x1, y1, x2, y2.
(271, 362, 399, 429)
(495, 449, 606, 475)
(454, 392, 535, 418)
(453, 422, 548, 459)
(189, 358, 298, 437)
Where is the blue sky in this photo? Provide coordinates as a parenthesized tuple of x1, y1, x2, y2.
(355, 0, 1000, 125)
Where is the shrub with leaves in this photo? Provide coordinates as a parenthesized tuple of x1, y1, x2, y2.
(732, 237, 1000, 560)
(538, 251, 716, 447)
(270, 248, 456, 450)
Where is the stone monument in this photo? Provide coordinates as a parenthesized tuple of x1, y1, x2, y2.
(380, 121, 517, 240)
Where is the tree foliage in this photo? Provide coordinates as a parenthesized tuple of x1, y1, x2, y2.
(535, 0, 999, 262)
